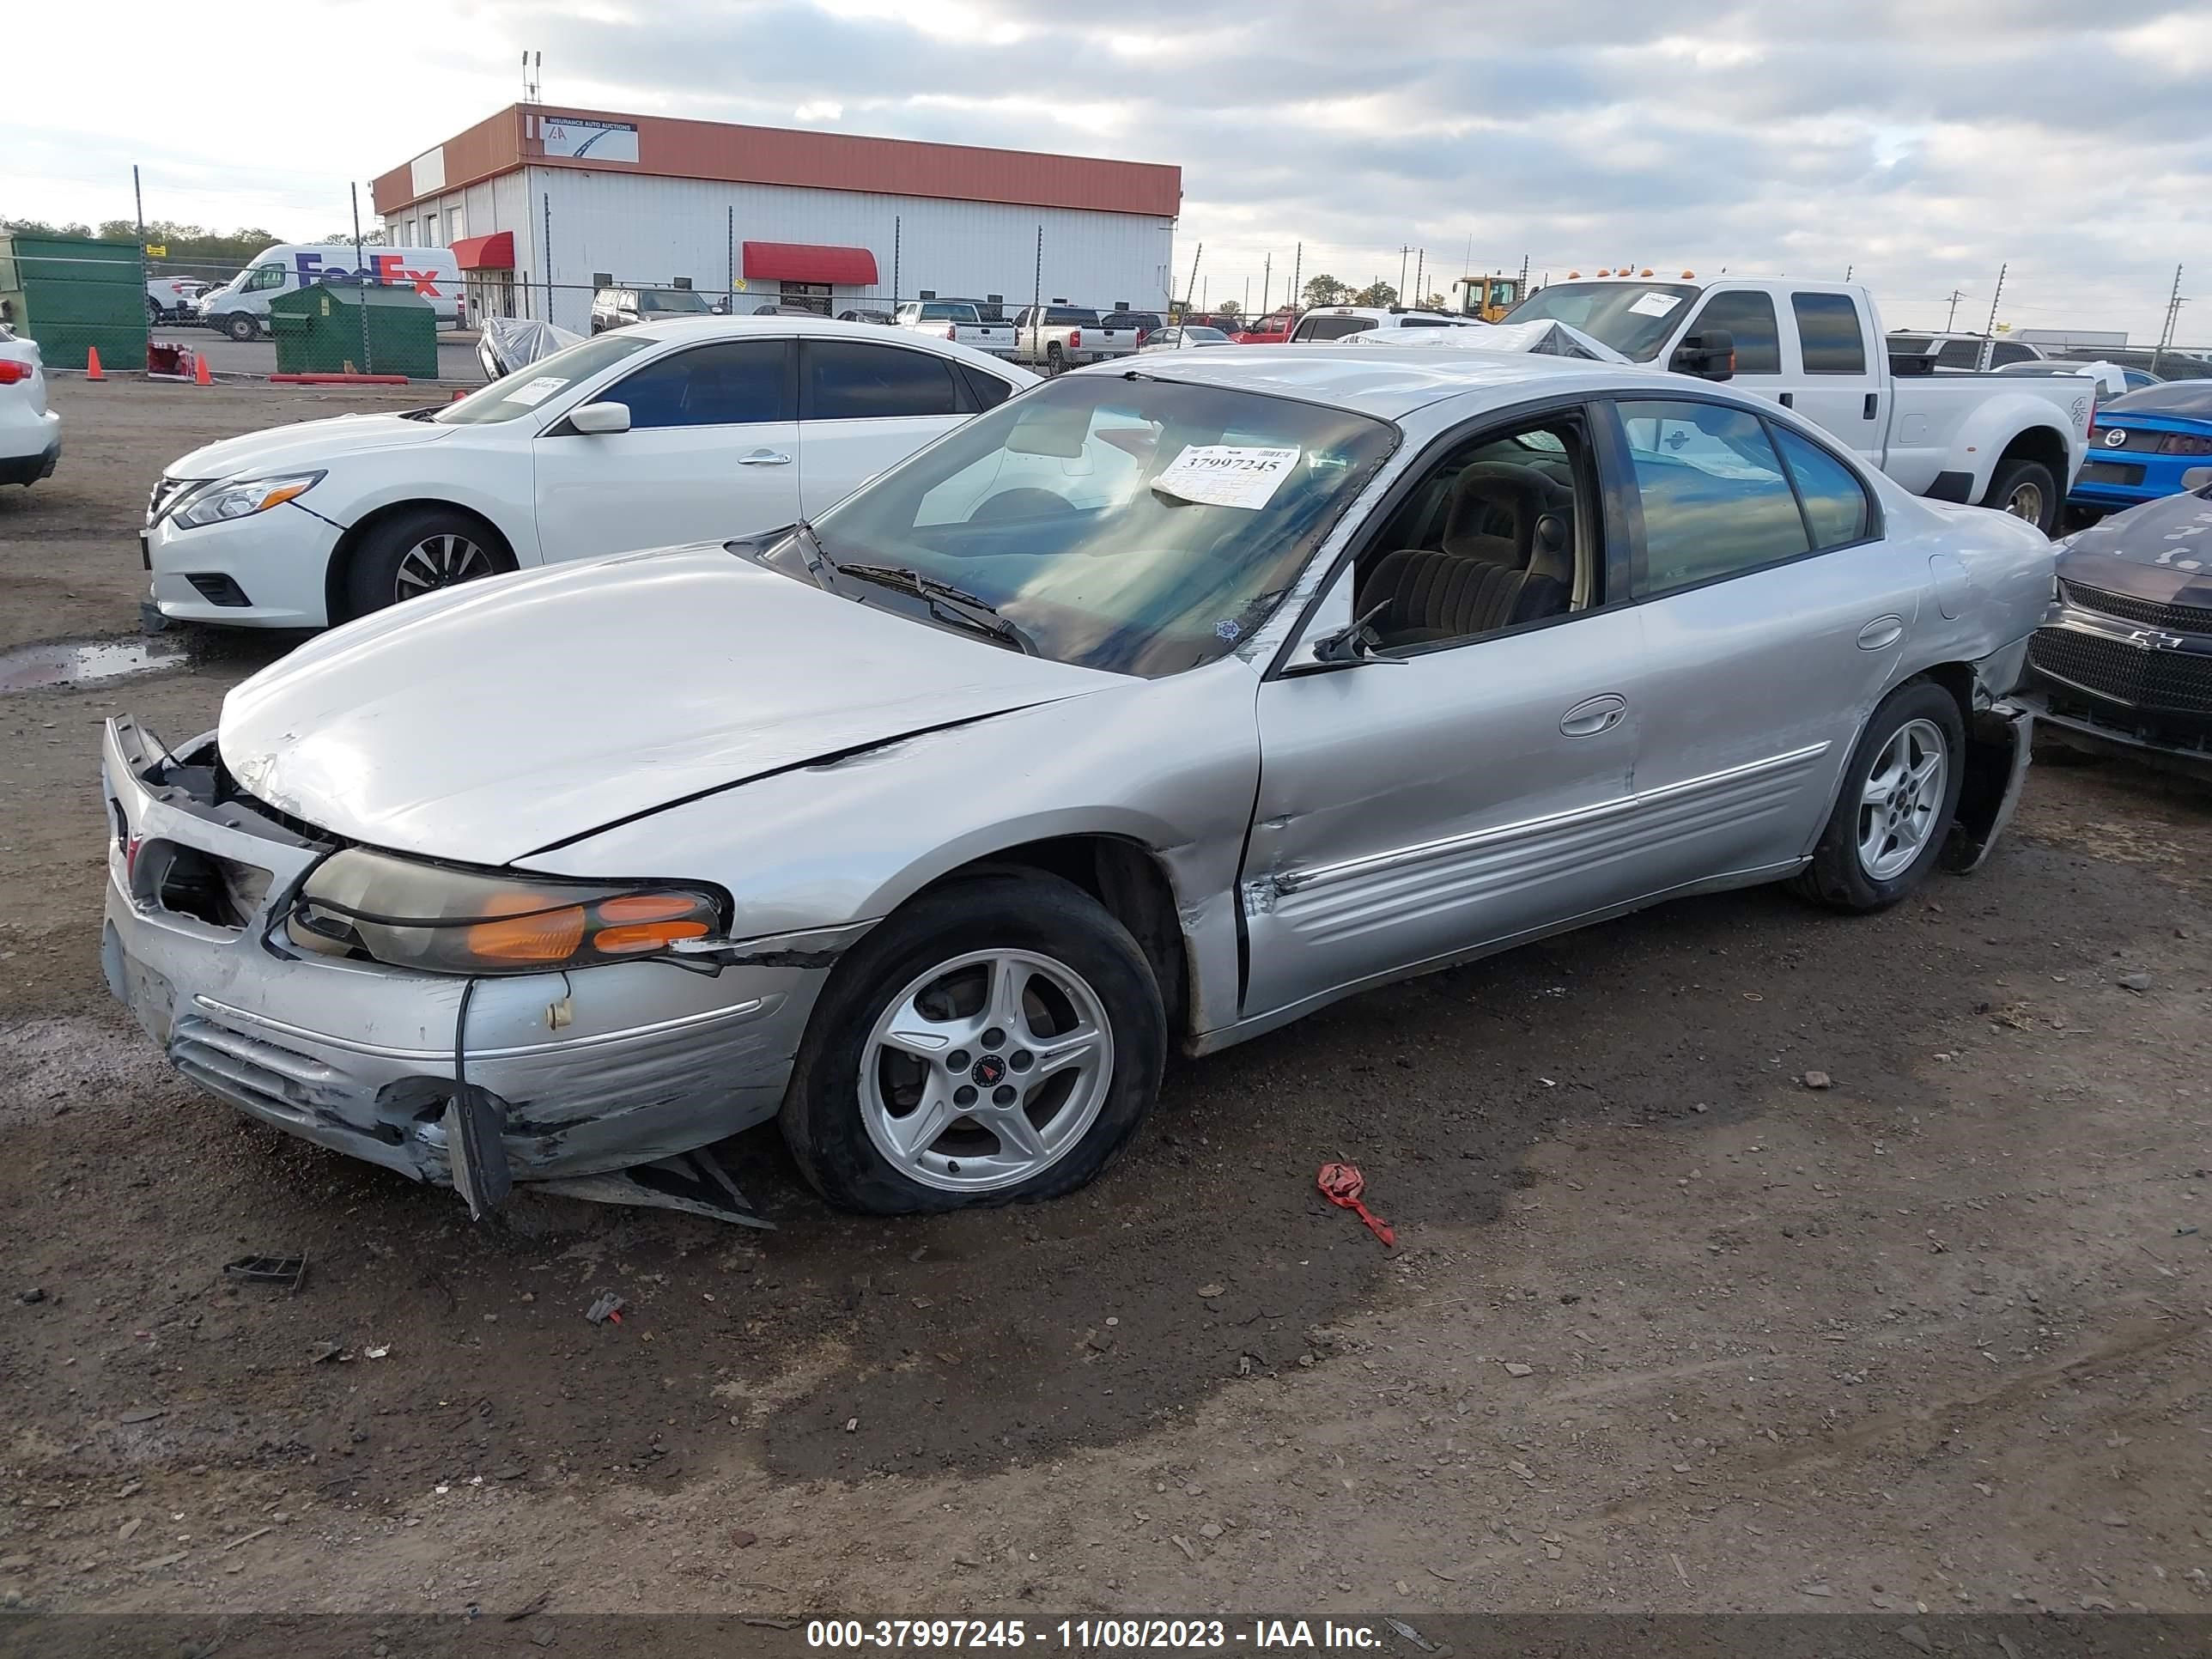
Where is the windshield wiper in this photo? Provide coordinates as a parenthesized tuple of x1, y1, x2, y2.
(833, 562, 1040, 656)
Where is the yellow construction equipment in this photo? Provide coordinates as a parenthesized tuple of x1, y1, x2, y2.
(1449, 274, 1524, 322)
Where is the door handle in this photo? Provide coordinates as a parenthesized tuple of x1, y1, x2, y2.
(1863, 392, 1879, 420)
(737, 449, 791, 466)
(1856, 615, 1905, 651)
(1778, 392, 1795, 409)
(1559, 693, 1627, 738)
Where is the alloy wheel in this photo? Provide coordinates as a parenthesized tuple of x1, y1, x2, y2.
(859, 948, 1115, 1194)
(1856, 717, 1948, 880)
(393, 533, 496, 601)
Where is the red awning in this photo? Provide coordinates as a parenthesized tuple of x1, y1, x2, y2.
(741, 241, 878, 285)
(450, 232, 515, 270)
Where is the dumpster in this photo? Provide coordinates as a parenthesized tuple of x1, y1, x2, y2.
(268, 283, 438, 379)
(0, 234, 148, 371)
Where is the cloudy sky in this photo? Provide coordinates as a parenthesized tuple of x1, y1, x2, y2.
(12, 0, 2211, 340)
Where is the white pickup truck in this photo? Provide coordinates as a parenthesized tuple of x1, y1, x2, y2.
(891, 301, 1018, 359)
(1010, 305, 1138, 373)
(1504, 277, 2090, 532)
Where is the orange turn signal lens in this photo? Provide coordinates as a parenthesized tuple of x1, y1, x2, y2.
(465, 902, 586, 962)
(596, 893, 702, 924)
(593, 919, 711, 954)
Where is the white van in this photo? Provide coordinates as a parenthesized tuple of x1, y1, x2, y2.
(198, 245, 465, 342)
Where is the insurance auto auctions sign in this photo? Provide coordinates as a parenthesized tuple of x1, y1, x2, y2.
(540, 117, 640, 163)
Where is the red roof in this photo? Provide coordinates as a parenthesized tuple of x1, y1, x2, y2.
(374, 105, 1179, 221)
(743, 242, 878, 285)
(450, 231, 515, 270)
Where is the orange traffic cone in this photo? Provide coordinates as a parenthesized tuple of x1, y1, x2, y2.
(85, 347, 103, 381)
(192, 351, 211, 387)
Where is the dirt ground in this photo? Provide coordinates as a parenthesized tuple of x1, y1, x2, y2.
(3, 378, 2210, 1622)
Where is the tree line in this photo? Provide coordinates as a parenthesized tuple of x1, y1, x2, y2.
(1, 219, 383, 278)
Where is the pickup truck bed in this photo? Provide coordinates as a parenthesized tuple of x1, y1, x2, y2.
(893, 302, 1017, 359)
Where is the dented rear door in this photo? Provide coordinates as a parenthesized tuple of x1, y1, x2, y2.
(1237, 611, 1647, 1022)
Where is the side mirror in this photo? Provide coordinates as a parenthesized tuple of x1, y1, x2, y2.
(2185, 466, 2212, 493)
(568, 401, 631, 435)
(1670, 328, 1735, 381)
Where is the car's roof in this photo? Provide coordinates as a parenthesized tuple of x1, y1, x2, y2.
(1085, 344, 1657, 420)
(629, 313, 1039, 379)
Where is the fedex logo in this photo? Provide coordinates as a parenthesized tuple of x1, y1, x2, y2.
(293, 252, 443, 297)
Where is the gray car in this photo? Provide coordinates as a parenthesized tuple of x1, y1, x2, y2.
(100, 348, 2054, 1218)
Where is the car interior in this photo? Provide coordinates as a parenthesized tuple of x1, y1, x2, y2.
(1351, 416, 1596, 652)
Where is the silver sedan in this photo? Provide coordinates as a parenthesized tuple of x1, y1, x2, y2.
(100, 348, 2054, 1218)
(1139, 325, 1237, 352)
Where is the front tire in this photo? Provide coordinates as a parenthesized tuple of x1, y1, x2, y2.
(223, 313, 258, 343)
(340, 507, 512, 620)
(1984, 456, 2059, 536)
(781, 874, 1166, 1215)
(1792, 680, 1966, 913)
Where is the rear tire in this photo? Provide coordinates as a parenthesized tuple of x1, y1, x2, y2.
(1046, 342, 1066, 375)
(1984, 456, 2059, 536)
(780, 873, 1165, 1215)
(1791, 680, 1966, 914)
(339, 507, 513, 620)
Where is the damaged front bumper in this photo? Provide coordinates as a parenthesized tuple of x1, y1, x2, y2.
(99, 717, 835, 1206)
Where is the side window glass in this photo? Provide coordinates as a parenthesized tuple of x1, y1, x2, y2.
(1350, 415, 1594, 653)
(1619, 399, 1809, 593)
(957, 363, 1015, 411)
(607, 342, 787, 429)
(1790, 293, 1869, 374)
(247, 264, 287, 292)
(1772, 426, 1872, 549)
(1686, 290, 1781, 374)
(805, 340, 959, 419)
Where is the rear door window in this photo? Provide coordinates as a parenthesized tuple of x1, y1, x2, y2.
(1617, 398, 1810, 594)
(1790, 293, 1869, 374)
(804, 338, 961, 419)
(1772, 426, 1874, 549)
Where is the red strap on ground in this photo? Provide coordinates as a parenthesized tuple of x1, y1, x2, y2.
(1317, 1162, 1395, 1248)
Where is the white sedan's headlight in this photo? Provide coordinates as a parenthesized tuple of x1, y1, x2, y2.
(173, 471, 325, 531)
(289, 848, 724, 975)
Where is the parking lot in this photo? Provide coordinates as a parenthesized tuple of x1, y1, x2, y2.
(4, 376, 2212, 1619)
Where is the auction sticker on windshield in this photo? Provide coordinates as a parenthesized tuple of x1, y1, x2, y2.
(501, 374, 569, 407)
(1152, 445, 1300, 510)
(1627, 292, 1684, 319)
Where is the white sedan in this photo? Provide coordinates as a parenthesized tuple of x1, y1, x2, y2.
(0, 328, 61, 489)
(141, 316, 1036, 628)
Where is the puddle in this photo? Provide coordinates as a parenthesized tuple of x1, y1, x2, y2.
(0, 638, 187, 694)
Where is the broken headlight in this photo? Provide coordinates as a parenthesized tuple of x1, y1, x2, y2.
(289, 848, 723, 975)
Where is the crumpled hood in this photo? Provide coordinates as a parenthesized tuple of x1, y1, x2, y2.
(167, 411, 452, 482)
(219, 545, 1120, 865)
(2057, 488, 2212, 604)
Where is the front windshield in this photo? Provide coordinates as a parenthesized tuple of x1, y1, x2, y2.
(638, 289, 713, 315)
(774, 374, 1398, 678)
(1502, 282, 1699, 362)
(434, 331, 655, 425)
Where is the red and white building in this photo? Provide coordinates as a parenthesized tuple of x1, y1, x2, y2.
(373, 106, 1181, 333)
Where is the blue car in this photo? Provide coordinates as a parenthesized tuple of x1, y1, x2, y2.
(2072, 380, 2212, 514)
